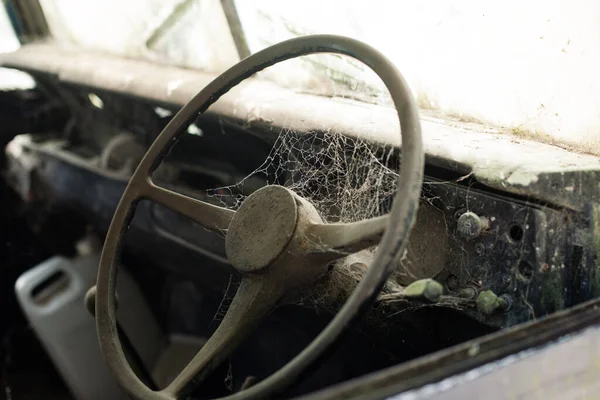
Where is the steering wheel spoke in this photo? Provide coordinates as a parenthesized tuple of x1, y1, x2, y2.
(141, 178, 234, 234)
(305, 214, 390, 257)
(164, 278, 283, 396)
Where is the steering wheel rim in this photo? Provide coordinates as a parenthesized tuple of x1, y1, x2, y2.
(96, 34, 424, 400)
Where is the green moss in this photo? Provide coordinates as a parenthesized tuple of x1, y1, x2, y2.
(476, 290, 507, 315)
(403, 279, 443, 303)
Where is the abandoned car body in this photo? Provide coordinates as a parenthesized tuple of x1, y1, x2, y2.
(1, 1, 600, 399)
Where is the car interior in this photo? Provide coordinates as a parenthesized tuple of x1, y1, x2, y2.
(1, 1, 600, 399)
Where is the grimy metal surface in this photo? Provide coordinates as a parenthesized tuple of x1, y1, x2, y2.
(95, 35, 425, 400)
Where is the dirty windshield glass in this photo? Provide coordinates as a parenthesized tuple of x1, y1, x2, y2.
(38, 0, 239, 71)
(234, 0, 600, 152)
(39, 0, 599, 152)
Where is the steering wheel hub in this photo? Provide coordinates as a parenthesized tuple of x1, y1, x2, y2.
(226, 185, 298, 273)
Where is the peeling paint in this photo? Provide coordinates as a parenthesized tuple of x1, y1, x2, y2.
(506, 170, 539, 186)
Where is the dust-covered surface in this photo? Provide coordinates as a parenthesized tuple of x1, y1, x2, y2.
(2, 43, 598, 210)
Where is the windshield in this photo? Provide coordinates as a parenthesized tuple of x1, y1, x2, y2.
(37, 0, 598, 151)
(37, 0, 240, 71)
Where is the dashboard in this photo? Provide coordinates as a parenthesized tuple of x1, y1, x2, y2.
(4, 83, 593, 334)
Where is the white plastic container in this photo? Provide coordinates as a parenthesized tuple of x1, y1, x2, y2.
(15, 252, 163, 400)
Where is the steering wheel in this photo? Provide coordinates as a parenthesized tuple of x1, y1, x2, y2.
(95, 34, 424, 400)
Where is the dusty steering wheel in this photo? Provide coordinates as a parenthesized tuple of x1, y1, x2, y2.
(95, 35, 424, 400)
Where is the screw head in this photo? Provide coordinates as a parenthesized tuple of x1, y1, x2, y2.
(457, 212, 489, 239)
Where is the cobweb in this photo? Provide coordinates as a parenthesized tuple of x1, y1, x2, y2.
(205, 122, 419, 322)
(199, 52, 467, 319)
(207, 125, 399, 224)
(204, 119, 467, 318)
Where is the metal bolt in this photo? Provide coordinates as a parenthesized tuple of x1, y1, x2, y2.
(457, 212, 489, 239)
